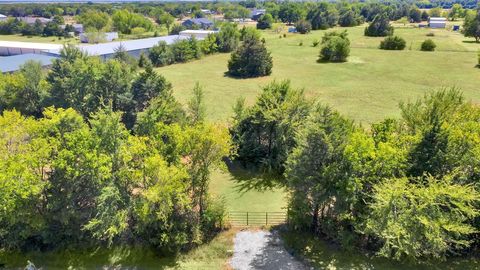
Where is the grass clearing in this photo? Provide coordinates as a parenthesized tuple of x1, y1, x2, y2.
(157, 24, 480, 214)
(159, 25, 480, 124)
(209, 168, 287, 213)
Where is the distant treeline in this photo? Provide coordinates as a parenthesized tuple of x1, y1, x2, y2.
(0, 0, 477, 19)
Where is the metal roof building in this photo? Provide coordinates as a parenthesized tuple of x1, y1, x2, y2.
(0, 41, 64, 56)
(179, 30, 218, 39)
(0, 53, 58, 73)
(428, 17, 446, 28)
(49, 35, 190, 59)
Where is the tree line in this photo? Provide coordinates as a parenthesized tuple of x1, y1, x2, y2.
(230, 81, 480, 262)
(0, 47, 232, 253)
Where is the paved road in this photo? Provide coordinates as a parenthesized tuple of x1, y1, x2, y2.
(230, 230, 310, 270)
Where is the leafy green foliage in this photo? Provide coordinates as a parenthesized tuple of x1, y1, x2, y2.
(230, 80, 310, 174)
(279, 87, 480, 262)
(111, 9, 152, 34)
(227, 34, 273, 78)
(365, 177, 478, 261)
(463, 8, 480, 42)
(364, 13, 394, 37)
(294, 19, 312, 34)
(306, 3, 338, 30)
(379, 35, 406, 50)
(421, 39, 437, 51)
(318, 31, 350, 62)
(256, 14, 274, 30)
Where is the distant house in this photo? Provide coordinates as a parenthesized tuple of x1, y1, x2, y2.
(201, 9, 213, 15)
(428, 17, 446, 28)
(0, 14, 7, 22)
(61, 24, 84, 34)
(16, 17, 52, 25)
(80, 32, 119, 43)
(182, 18, 214, 30)
(250, 9, 266, 21)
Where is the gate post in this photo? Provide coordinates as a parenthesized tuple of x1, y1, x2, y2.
(246, 212, 249, 226)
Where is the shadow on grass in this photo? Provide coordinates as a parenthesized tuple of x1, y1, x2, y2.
(462, 40, 480, 44)
(222, 71, 271, 80)
(223, 158, 284, 193)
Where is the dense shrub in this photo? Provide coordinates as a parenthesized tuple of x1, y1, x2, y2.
(338, 10, 363, 27)
(169, 24, 186, 35)
(295, 19, 312, 34)
(365, 13, 393, 37)
(216, 23, 240, 53)
(318, 31, 350, 62)
(307, 2, 339, 30)
(171, 37, 201, 63)
(256, 14, 274, 30)
(379, 35, 406, 50)
(149, 41, 174, 67)
(227, 35, 273, 78)
(421, 39, 436, 51)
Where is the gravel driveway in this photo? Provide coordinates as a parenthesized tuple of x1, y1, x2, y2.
(229, 230, 310, 270)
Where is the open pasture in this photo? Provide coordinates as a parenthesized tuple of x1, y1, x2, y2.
(159, 25, 480, 124)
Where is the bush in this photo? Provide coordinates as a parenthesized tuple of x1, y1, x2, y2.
(379, 36, 406, 50)
(318, 31, 350, 62)
(421, 39, 436, 51)
(295, 20, 312, 34)
(171, 38, 201, 63)
(364, 13, 393, 37)
(257, 14, 274, 30)
(312, 39, 320, 47)
(170, 24, 186, 35)
(426, 32, 435, 37)
(227, 35, 273, 78)
(216, 23, 240, 53)
(299, 41, 303, 46)
(149, 41, 174, 67)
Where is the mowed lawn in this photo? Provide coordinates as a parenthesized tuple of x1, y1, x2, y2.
(157, 24, 480, 213)
(159, 25, 480, 124)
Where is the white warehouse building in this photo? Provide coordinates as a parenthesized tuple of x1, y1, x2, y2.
(0, 41, 63, 56)
(428, 17, 446, 28)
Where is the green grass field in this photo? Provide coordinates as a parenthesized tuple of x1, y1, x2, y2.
(159, 25, 480, 124)
(157, 24, 480, 214)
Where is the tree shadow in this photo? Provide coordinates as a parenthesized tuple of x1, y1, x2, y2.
(461, 40, 480, 44)
(247, 227, 309, 270)
(223, 158, 284, 193)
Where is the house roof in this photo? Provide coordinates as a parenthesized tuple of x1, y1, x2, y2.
(429, 17, 446, 21)
(0, 41, 63, 51)
(185, 18, 213, 25)
(0, 53, 58, 73)
(50, 35, 190, 57)
(179, 30, 218, 35)
(251, 9, 266, 16)
(0, 14, 7, 18)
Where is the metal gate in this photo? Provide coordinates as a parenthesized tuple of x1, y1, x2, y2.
(228, 211, 287, 227)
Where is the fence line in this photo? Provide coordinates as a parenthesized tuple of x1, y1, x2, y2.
(228, 211, 287, 227)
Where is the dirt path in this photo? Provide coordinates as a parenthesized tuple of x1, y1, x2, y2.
(229, 230, 310, 270)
